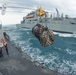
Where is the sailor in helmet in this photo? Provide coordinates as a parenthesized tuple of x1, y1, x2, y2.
(4, 42, 9, 55)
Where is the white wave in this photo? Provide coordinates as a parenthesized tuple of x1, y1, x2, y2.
(26, 32, 30, 35)
(18, 38, 32, 47)
(55, 47, 62, 51)
(65, 48, 76, 55)
(43, 53, 76, 75)
(48, 58, 76, 75)
(16, 37, 41, 57)
(61, 60, 76, 74)
(10, 37, 76, 75)
(10, 35, 20, 42)
(7, 28, 76, 75)
(20, 42, 60, 69)
(21, 28, 31, 31)
(54, 32, 76, 38)
(32, 52, 60, 69)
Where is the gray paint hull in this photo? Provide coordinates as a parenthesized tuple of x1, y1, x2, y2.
(16, 21, 76, 34)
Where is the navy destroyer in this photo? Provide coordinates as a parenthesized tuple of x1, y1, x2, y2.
(16, 7, 76, 34)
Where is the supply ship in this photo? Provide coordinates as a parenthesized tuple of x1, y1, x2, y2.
(16, 7, 76, 34)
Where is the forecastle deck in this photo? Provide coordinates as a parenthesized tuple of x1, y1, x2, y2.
(0, 34, 64, 75)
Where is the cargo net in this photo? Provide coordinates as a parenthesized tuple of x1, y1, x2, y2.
(32, 24, 54, 47)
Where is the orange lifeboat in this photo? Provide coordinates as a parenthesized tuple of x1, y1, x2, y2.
(26, 15, 34, 19)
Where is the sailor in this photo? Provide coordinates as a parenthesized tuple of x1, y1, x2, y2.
(3, 32, 10, 40)
(4, 42, 9, 55)
(0, 43, 4, 58)
(3, 32, 6, 37)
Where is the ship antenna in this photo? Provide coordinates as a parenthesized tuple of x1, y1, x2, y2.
(43, 7, 48, 28)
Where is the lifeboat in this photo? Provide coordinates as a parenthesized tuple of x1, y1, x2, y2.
(26, 15, 34, 19)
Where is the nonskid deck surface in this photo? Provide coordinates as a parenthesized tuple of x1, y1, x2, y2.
(0, 37, 64, 75)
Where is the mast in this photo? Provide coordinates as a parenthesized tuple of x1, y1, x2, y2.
(45, 12, 47, 28)
(56, 8, 60, 18)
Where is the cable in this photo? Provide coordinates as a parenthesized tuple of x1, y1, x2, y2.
(6, 11, 29, 13)
(7, 6, 36, 10)
(6, 1, 34, 6)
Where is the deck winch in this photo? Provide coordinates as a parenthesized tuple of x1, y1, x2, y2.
(32, 24, 54, 47)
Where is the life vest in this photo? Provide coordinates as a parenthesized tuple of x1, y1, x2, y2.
(1, 38, 5, 45)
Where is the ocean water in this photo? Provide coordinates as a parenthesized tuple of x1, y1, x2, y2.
(3, 25, 76, 75)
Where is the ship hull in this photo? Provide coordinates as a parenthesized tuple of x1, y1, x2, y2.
(16, 21, 76, 34)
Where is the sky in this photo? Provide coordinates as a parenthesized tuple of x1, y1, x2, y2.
(0, 0, 76, 25)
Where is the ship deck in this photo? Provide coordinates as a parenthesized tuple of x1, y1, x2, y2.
(0, 35, 64, 75)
